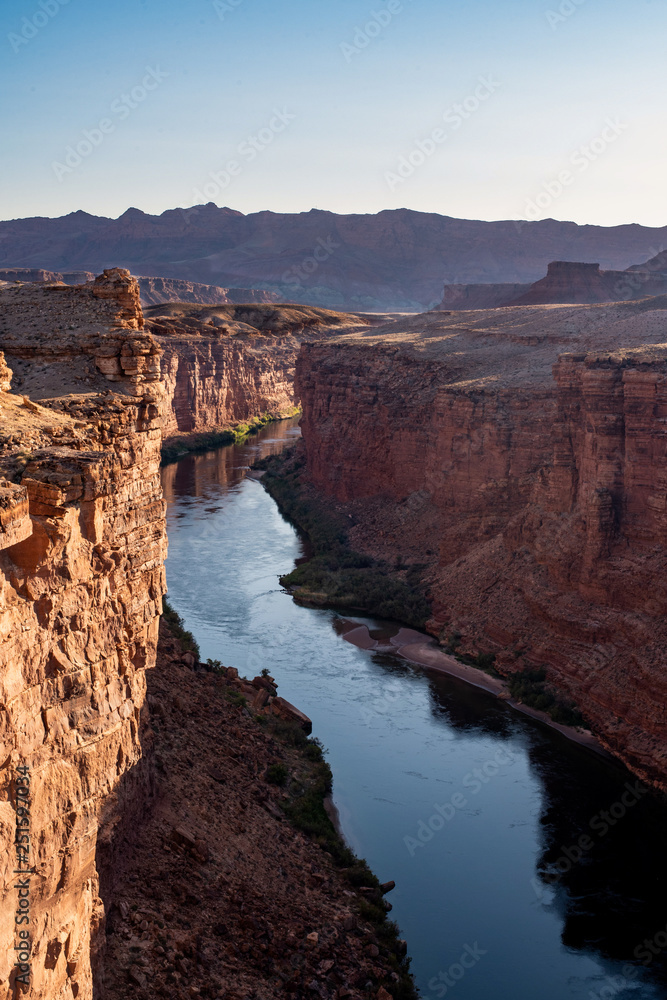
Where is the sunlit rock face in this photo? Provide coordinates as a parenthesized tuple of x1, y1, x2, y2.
(0, 271, 166, 1000)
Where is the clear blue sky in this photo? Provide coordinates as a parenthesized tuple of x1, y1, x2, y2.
(1, 0, 665, 226)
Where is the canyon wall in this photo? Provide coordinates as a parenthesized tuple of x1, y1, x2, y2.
(0, 269, 281, 308)
(157, 335, 298, 438)
(146, 304, 370, 442)
(295, 302, 667, 788)
(0, 271, 166, 999)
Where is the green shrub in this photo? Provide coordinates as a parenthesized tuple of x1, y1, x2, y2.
(266, 763, 289, 786)
(225, 690, 247, 709)
(162, 598, 200, 658)
(161, 413, 284, 466)
(257, 451, 431, 629)
(508, 667, 585, 728)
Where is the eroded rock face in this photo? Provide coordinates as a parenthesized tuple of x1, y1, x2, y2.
(158, 335, 298, 436)
(91, 268, 144, 329)
(0, 269, 96, 285)
(137, 275, 282, 306)
(146, 304, 371, 441)
(295, 302, 667, 789)
(0, 274, 166, 1000)
(0, 351, 12, 392)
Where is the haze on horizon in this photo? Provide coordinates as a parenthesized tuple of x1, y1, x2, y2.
(2, 0, 665, 229)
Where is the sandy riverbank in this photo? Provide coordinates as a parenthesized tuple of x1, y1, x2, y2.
(340, 621, 611, 759)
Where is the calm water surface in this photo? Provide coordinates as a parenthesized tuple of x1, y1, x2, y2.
(162, 419, 667, 1000)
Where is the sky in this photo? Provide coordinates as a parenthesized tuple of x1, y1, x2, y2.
(1, 0, 666, 227)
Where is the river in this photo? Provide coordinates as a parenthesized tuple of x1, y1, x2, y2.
(161, 418, 667, 1000)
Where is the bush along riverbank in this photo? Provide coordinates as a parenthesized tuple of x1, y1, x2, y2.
(254, 447, 431, 629)
(161, 410, 300, 466)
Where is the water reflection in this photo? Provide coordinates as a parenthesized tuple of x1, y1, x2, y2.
(162, 420, 667, 999)
(160, 419, 302, 505)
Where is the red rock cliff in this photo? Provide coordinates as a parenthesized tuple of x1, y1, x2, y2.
(295, 302, 667, 788)
(0, 274, 166, 999)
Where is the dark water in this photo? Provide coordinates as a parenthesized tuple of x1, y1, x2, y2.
(162, 419, 667, 1000)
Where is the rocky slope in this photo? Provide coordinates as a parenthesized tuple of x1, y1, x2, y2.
(2, 205, 667, 311)
(97, 618, 411, 1000)
(293, 299, 667, 789)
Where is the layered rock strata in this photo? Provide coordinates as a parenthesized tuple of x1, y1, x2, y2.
(0, 274, 167, 1000)
(145, 303, 371, 442)
(294, 300, 667, 788)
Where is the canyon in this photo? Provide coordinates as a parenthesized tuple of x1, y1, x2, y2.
(293, 298, 667, 790)
(5, 262, 667, 998)
(144, 301, 369, 446)
(0, 272, 408, 1000)
(2, 206, 667, 311)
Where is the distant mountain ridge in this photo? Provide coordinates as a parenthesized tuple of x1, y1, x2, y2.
(0, 205, 666, 311)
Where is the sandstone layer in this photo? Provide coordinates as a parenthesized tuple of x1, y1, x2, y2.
(0, 270, 166, 999)
(294, 299, 667, 789)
